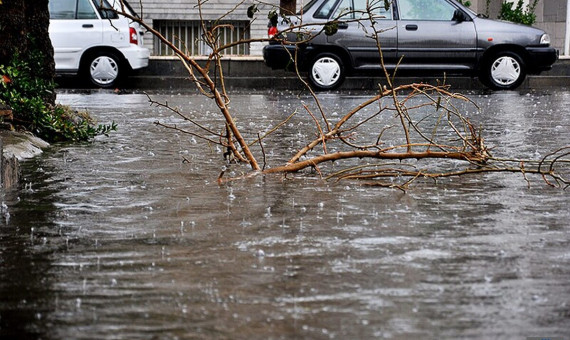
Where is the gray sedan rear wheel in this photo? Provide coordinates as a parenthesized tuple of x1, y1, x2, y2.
(308, 53, 345, 90)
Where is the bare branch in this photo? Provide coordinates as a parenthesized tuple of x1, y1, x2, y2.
(111, 0, 569, 190)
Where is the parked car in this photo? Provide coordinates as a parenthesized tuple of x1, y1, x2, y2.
(263, 0, 558, 90)
(49, 0, 150, 88)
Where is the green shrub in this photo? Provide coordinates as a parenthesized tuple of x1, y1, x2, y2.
(457, 0, 471, 7)
(498, 0, 539, 26)
(0, 52, 116, 142)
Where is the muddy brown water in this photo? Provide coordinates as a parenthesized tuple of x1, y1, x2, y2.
(1, 89, 569, 339)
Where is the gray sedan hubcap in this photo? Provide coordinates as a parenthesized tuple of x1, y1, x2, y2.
(490, 56, 521, 86)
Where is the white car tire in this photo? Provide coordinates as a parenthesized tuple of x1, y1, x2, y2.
(83, 52, 122, 88)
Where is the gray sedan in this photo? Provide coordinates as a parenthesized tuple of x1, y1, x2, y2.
(263, 0, 558, 90)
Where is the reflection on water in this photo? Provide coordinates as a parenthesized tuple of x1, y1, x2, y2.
(1, 90, 569, 339)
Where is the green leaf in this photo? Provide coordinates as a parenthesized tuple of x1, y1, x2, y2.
(324, 22, 339, 36)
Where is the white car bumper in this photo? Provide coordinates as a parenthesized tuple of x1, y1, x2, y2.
(121, 46, 150, 70)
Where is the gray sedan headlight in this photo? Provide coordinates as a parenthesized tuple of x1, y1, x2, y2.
(540, 34, 551, 45)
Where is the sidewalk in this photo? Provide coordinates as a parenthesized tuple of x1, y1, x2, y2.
(129, 56, 570, 91)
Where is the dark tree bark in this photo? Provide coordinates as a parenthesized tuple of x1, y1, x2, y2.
(0, 0, 55, 104)
(280, 0, 296, 15)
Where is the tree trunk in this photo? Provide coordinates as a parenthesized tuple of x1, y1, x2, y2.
(280, 0, 296, 15)
(0, 0, 55, 104)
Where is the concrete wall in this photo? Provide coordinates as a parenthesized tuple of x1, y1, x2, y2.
(535, 0, 568, 54)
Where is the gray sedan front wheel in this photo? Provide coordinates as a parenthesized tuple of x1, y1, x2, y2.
(482, 51, 526, 90)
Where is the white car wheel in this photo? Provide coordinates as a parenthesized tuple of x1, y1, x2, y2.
(86, 53, 121, 88)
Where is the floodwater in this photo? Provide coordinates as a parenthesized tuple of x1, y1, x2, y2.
(1, 88, 569, 339)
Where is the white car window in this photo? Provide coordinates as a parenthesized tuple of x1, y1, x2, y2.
(49, 0, 98, 20)
(49, 0, 77, 19)
(398, 0, 456, 20)
(77, 0, 98, 19)
(93, 0, 120, 19)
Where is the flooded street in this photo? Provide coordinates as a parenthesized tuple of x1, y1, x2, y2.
(1, 89, 569, 339)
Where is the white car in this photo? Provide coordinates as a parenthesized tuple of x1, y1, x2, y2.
(48, 0, 150, 88)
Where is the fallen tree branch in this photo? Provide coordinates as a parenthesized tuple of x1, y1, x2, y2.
(109, 1, 569, 190)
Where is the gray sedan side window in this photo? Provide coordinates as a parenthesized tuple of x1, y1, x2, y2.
(333, 0, 353, 18)
(398, 0, 456, 20)
(334, 0, 392, 19)
(354, 0, 392, 19)
(315, 0, 340, 18)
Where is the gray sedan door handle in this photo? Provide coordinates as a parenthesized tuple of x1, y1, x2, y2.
(82, 24, 94, 28)
(405, 24, 418, 31)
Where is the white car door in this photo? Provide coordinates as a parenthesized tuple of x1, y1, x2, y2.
(49, 0, 103, 72)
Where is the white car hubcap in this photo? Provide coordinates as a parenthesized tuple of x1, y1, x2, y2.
(90, 56, 119, 86)
(312, 57, 341, 87)
(490, 56, 520, 86)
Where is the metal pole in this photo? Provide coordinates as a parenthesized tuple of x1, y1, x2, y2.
(565, 0, 570, 55)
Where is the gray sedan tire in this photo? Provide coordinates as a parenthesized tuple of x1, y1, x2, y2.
(83, 52, 122, 88)
(308, 53, 345, 91)
(482, 51, 526, 90)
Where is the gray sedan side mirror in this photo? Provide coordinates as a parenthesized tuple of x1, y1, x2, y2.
(452, 9, 467, 23)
